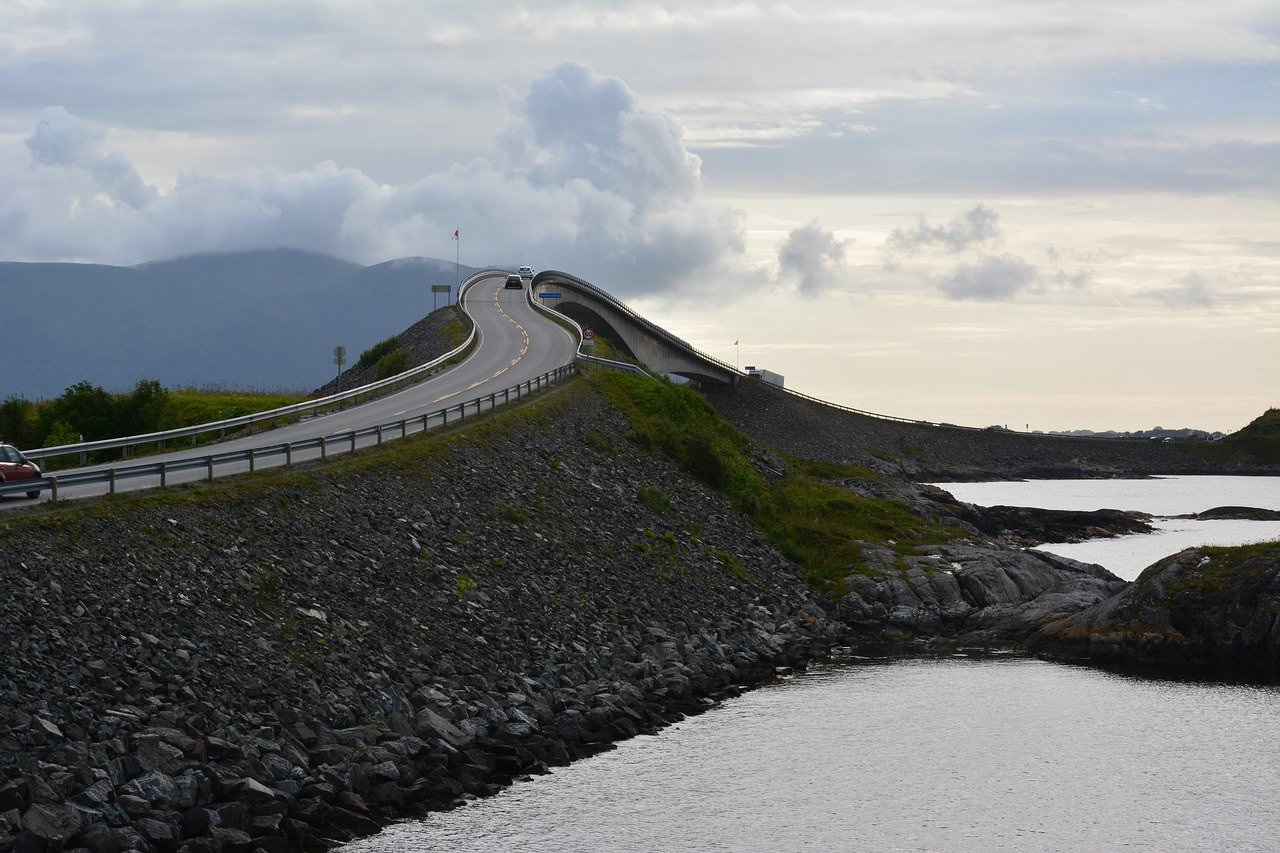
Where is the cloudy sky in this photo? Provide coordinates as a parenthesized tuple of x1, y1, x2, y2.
(3, 0, 1277, 430)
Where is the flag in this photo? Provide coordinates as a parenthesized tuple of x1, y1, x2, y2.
(452, 229, 459, 239)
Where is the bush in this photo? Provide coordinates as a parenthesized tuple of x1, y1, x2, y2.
(357, 336, 401, 369)
(374, 347, 410, 380)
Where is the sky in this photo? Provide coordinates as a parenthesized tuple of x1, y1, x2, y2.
(2, 0, 1277, 431)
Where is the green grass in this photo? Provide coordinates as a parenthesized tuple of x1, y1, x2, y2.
(1222, 408, 1280, 464)
(162, 389, 307, 429)
(592, 372, 964, 596)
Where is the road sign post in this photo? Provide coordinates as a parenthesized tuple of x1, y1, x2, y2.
(432, 283, 451, 311)
(333, 345, 346, 391)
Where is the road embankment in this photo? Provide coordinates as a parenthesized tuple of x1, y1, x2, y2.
(701, 378, 1277, 481)
(0, 380, 840, 851)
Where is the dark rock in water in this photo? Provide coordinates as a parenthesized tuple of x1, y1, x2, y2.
(971, 505, 1153, 544)
(1030, 543, 1280, 676)
(1183, 506, 1280, 521)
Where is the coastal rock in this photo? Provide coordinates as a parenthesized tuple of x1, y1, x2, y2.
(838, 542, 1127, 643)
(1030, 543, 1280, 675)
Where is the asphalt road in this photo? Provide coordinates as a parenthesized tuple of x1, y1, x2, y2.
(1, 273, 578, 508)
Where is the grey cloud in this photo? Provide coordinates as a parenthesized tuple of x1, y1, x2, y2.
(888, 205, 1000, 254)
(25, 106, 155, 208)
(935, 254, 1097, 301)
(937, 254, 1038, 301)
(1145, 272, 1216, 308)
(0, 64, 744, 299)
(777, 222, 853, 297)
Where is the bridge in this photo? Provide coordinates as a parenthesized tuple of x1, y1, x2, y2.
(531, 270, 740, 386)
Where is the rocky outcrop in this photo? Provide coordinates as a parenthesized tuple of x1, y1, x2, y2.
(802, 474, 1131, 644)
(1178, 506, 1280, 521)
(700, 377, 1277, 480)
(1029, 543, 1280, 676)
(838, 541, 1128, 645)
(0, 382, 840, 851)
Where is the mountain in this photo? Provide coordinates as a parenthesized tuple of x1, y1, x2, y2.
(0, 250, 478, 399)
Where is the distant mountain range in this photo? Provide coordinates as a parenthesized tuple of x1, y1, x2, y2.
(1, 249, 479, 399)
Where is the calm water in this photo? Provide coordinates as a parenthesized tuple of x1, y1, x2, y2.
(935, 476, 1280, 580)
(346, 657, 1280, 852)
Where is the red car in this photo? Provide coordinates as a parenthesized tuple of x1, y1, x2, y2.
(0, 444, 42, 499)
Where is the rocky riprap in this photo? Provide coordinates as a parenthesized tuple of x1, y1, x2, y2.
(700, 377, 1275, 481)
(1029, 543, 1280, 676)
(0, 382, 841, 851)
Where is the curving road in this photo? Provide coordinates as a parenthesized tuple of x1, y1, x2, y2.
(1, 273, 578, 507)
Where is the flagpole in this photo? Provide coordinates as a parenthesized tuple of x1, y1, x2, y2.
(454, 229, 460, 301)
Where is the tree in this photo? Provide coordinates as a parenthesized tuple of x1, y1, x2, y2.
(0, 395, 34, 448)
(44, 381, 118, 441)
(118, 379, 169, 436)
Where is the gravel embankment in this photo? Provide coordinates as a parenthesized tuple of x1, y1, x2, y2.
(701, 378, 1274, 481)
(313, 306, 468, 396)
(0, 382, 840, 851)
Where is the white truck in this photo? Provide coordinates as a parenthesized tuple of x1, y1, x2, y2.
(744, 366, 784, 388)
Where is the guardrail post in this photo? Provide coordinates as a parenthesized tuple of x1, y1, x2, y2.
(285, 443, 292, 467)
(421, 412, 429, 432)
(376, 425, 383, 446)
(108, 469, 116, 495)
(349, 431, 356, 453)
(80, 450, 87, 466)
(49, 477, 58, 502)
(442, 407, 448, 425)
(160, 462, 167, 489)
(206, 456, 214, 482)
(249, 448, 255, 473)
(400, 419, 407, 439)
(320, 437, 327, 460)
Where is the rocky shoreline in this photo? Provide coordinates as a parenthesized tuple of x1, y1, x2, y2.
(0, 383, 841, 852)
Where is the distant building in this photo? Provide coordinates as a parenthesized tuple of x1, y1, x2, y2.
(744, 366, 784, 388)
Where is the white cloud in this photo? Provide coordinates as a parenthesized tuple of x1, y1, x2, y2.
(0, 64, 744, 298)
(777, 222, 854, 297)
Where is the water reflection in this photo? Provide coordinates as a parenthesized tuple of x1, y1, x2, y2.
(345, 657, 1280, 852)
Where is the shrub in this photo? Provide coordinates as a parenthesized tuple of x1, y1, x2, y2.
(637, 485, 670, 513)
(374, 347, 411, 380)
(357, 336, 401, 369)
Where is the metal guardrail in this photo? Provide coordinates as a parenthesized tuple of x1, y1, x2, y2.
(0, 364, 578, 500)
(20, 268, 511, 462)
(523, 282, 649, 377)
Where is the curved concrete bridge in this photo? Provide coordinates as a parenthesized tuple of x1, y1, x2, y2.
(532, 270, 740, 386)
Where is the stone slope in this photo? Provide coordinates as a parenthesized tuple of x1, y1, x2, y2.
(701, 378, 1273, 480)
(0, 381, 839, 852)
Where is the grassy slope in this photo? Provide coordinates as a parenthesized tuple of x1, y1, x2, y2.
(594, 372, 961, 594)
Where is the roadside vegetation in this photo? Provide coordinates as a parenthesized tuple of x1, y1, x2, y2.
(0, 380, 305, 464)
(592, 371, 962, 595)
